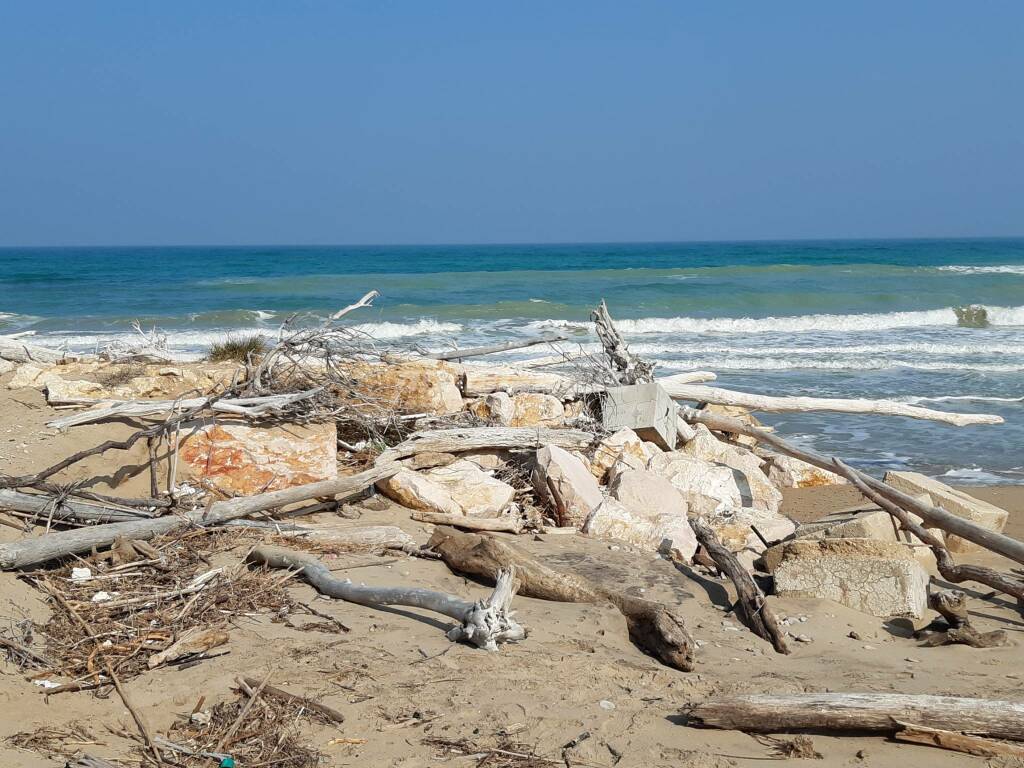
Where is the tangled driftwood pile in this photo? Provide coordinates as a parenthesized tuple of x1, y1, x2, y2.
(1, 293, 1022, 765)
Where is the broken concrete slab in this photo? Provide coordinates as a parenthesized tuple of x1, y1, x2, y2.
(884, 471, 1009, 553)
(769, 538, 930, 619)
(532, 444, 604, 528)
(583, 497, 697, 562)
(601, 382, 676, 451)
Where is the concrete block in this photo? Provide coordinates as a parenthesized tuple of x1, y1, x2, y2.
(884, 471, 1009, 553)
(601, 382, 676, 450)
(771, 538, 930, 619)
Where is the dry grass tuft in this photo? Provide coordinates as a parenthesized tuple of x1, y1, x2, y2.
(207, 333, 270, 363)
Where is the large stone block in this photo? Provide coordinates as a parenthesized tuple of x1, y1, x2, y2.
(584, 497, 697, 562)
(770, 538, 930, 619)
(648, 453, 743, 515)
(342, 359, 465, 415)
(175, 421, 337, 496)
(590, 428, 652, 483)
(378, 459, 515, 517)
(532, 444, 603, 528)
(679, 424, 782, 513)
(884, 471, 1009, 553)
(601, 382, 676, 450)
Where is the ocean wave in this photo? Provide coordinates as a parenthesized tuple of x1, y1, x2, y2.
(937, 265, 1024, 275)
(532, 305, 1024, 335)
(630, 342, 1024, 357)
(348, 319, 462, 339)
(901, 395, 1024, 404)
(939, 467, 1011, 485)
(659, 357, 1024, 372)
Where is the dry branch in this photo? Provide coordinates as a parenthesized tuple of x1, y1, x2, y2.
(410, 510, 524, 533)
(428, 334, 567, 361)
(248, 545, 525, 650)
(591, 299, 654, 384)
(0, 465, 399, 570)
(427, 526, 695, 671)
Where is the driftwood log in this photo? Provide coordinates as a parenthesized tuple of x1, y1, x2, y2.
(681, 407, 1024, 568)
(427, 526, 695, 671)
(0, 337, 72, 364)
(248, 545, 525, 650)
(688, 516, 789, 654)
(460, 367, 588, 398)
(687, 693, 1024, 742)
(410, 510, 524, 533)
(668, 383, 1002, 426)
(376, 427, 594, 464)
(0, 489, 155, 524)
(0, 465, 399, 570)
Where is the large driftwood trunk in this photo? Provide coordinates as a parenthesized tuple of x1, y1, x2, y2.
(687, 693, 1024, 741)
(667, 383, 1002, 426)
(682, 407, 1024, 567)
(376, 427, 594, 464)
(0, 337, 72, 364)
(427, 526, 695, 671)
(0, 465, 398, 570)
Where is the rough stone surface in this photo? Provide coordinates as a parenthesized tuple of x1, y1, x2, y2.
(679, 424, 782, 512)
(583, 498, 697, 562)
(590, 428, 650, 482)
(766, 454, 847, 489)
(797, 505, 941, 551)
(609, 468, 688, 519)
(378, 459, 515, 517)
(647, 453, 743, 515)
(175, 421, 337, 496)
(7, 363, 53, 390)
(769, 538, 930, 619)
(509, 392, 565, 427)
(533, 444, 603, 528)
(0, 358, 15, 376)
(884, 471, 1009, 553)
(343, 359, 465, 415)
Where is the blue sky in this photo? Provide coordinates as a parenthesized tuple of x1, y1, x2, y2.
(1, 2, 1021, 245)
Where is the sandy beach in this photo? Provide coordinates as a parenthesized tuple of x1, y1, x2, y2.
(1, 372, 1022, 768)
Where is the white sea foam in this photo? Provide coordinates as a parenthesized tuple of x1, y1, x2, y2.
(348, 319, 462, 339)
(531, 305, 1024, 335)
(630, 342, 1024, 357)
(658, 358, 1024, 372)
(940, 467, 1010, 485)
(937, 265, 1024, 275)
(901, 395, 1024, 404)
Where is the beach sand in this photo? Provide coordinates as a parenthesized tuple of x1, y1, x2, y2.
(1, 383, 1023, 767)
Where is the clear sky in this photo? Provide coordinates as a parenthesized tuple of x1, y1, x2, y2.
(1, 2, 1022, 246)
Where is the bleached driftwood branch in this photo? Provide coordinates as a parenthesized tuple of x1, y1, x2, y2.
(686, 693, 1024, 741)
(0, 489, 155, 524)
(0, 337, 74, 364)
(592, 299, 654, 384)
(666, 383, 1002, 426)
(248, 545, 525, 650)
(460, 366, 590, 398)
(410, 510, 524, 533)
(376, 427, 594, 464)
(428, 334, 568, 361)
(0, 465, 399, 570)
(330, 290, 379, 320)
(47, 389, 322, 429)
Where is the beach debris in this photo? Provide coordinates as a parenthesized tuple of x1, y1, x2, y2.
(148, 626, 229, 669)
(601, 382, 677, 450)
(916, 588, 1010, 648)
(248, 545, 525, 651)
(427, 525, 695, 670)
(686, 692, 1024, 742)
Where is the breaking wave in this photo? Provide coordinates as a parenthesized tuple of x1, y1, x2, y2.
(937, 265, 1024, 275)
(348, 319, 462, 339)
(534, 305, 1024, 335)
(659, 358, 1024, 372)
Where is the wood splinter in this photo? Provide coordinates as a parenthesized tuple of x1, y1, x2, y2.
(248, 545, 525, 651)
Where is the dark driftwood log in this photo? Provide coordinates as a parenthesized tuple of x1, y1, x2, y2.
(427, 526, 695, 671)
(688, 516, 789, 654)
(0, 465, 399, 570)
(248, 545, 524, 651)
(687, 693, 1024, 741)
(681, 407, 1024, 569)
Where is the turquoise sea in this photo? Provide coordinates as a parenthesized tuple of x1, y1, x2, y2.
(2, 239, 1022, 482)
